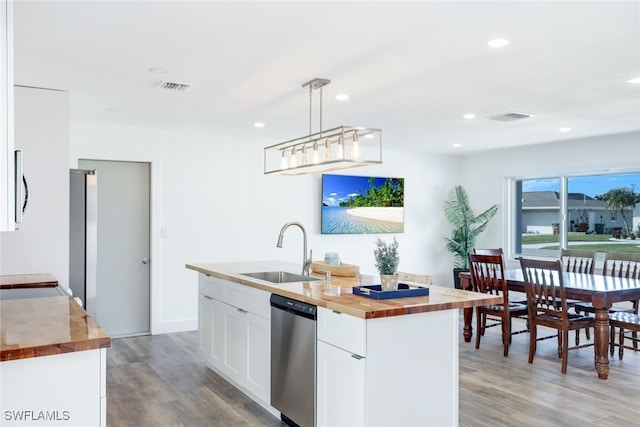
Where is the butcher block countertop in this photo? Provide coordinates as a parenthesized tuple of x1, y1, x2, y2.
(186, 260, 502, 319)
(0, 296, 111, 362)
(0, 273, 58, 289)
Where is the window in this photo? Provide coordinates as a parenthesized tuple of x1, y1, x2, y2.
(513, 172, 640, 258)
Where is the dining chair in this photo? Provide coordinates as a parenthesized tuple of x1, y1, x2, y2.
(574, 252, 640, 341)
(560, 249, 596, 274)
(473, 248, 504, 256)
(397, 272, 432, 286)
(559, 249, 594, 341)
(518, 257, 595, 374)
(468, 253, 528, 357)
(609, 312, 640, 360)
(597, 253, 640, 358)
(474, 248, 528, 306)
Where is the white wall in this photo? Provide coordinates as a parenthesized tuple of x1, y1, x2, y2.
(0, 87, 70, 285)
(460, 131, 640, 268)
(71, 121, 462, 333)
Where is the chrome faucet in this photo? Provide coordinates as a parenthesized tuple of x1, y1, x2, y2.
(276, 221, 312, 276)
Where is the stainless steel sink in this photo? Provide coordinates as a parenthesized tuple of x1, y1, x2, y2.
(239, 271, 320, 283)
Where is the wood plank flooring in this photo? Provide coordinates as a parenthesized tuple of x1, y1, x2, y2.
(106, 315, 640, 426)
(459, 317, 640, 427)
(106, 332, 281, 427)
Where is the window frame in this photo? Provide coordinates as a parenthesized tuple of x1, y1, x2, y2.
(507, 169, 639, 260)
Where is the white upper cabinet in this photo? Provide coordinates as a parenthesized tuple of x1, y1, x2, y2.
(1, 0, 15, 231)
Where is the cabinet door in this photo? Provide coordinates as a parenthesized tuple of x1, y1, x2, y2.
(246, 312, 270, 403)
(317, 340, 365, 427)
(198, 293, 224, 369)
(198, 293, 214, 363)
(220, 302, 248, 387)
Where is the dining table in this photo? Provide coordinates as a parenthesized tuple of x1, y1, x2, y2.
(459, 269, 640, 380)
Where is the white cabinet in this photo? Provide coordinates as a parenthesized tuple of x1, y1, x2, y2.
(1, 0, 15, 231)
(198, 292, 224, 369)
(198, 274, 271, 405)
(0, 348, 107, 427)
(317, 340, 366, 427)
(219, 300, 248, 385)
(317, 307, 367, 427)
(245, 312, 270, 400)
(1, 87, 70, 279)
(317, 306, 459, 427)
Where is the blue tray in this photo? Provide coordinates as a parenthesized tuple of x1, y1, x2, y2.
(352, 283, 429, 300)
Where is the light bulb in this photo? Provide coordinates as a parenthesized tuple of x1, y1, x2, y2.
(336, 136, 344, 159)
(324, 139, 332, 162)
(312, 142, 320, 164)
(301, 145, 308, 166)
(290, 147, 298, 168)
(351, 132, 361, 159)
(280, 151, 288, 170)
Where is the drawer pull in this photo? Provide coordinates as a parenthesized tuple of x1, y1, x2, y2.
(351, 354, 364, 360)
(237, 308, 248, 314)
(203, 295, 213, 300)
(332, 310, 341, 314)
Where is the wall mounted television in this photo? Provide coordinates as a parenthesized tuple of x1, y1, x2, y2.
(321, 174, 404, 234)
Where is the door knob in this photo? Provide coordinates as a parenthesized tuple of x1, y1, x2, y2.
(142, 257, 150, 265)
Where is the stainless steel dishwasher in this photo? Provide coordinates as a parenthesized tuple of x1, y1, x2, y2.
(270, 294, 317, 427)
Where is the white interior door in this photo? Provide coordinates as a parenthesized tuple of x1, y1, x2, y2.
(79, 159, 150, 337)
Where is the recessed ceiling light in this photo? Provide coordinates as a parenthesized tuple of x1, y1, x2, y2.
(463, 113, 476, 120)
(488, 38, 510, 48)
(627, 77, 640, 84)
(559, 127, 571, 133)
(336, 94, 349, 101)
(452, 143, 462, 148)
(148, 67, 168, 74)
(254, 122, 265, 128)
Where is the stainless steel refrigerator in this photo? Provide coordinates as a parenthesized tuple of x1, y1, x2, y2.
(69, 169, 97, 317)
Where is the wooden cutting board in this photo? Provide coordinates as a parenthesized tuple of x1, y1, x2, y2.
(310, 261, 359, 277)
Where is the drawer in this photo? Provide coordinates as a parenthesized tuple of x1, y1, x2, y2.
(222, 279, 271, 320)
(318, 306, 366, 356)
(198, 274, 223, 300)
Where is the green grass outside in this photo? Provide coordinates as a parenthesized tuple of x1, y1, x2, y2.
(537, 244, 640, 254)
(523, 233, 640, 254)
(522, 234, 629, 244)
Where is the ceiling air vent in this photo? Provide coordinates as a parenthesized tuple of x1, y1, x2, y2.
(157, 81, 191, 91)
(488, 112, 534, 122)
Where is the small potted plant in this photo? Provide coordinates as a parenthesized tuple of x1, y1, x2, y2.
(374, 237, 400, 291)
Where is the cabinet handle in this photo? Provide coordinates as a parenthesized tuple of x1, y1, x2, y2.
(237, 308, 248, 314)
(351, 354, 364, 360)
(203, 295, 213, 300)
(332, 310, 341, 314)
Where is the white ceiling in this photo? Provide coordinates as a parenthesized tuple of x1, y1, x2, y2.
(12, 1, 640, 154)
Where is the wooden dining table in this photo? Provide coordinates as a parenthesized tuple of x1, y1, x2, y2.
(459, 269, 640, 380)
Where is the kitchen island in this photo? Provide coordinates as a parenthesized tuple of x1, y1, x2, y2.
(186, 260, 500, 427)
(0, 288, 110, 426)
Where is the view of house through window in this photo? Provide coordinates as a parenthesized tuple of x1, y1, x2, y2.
(515, 172, 640, 258)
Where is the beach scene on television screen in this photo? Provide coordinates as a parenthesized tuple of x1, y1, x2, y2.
(322, 175, 404, 234)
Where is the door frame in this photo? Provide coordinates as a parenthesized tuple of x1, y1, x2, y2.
(71, 150, 161, 335)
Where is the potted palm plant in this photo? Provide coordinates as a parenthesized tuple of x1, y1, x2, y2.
(374, 237, 400, 291)
(443, 186, 499, 288)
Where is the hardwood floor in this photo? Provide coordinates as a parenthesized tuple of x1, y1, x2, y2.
(459, 316, 640, 426)
(107, 315, 640, 426)
(106, 333, 281, 427)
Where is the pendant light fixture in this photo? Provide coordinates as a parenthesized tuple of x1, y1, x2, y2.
(264, 78, 382, 175)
